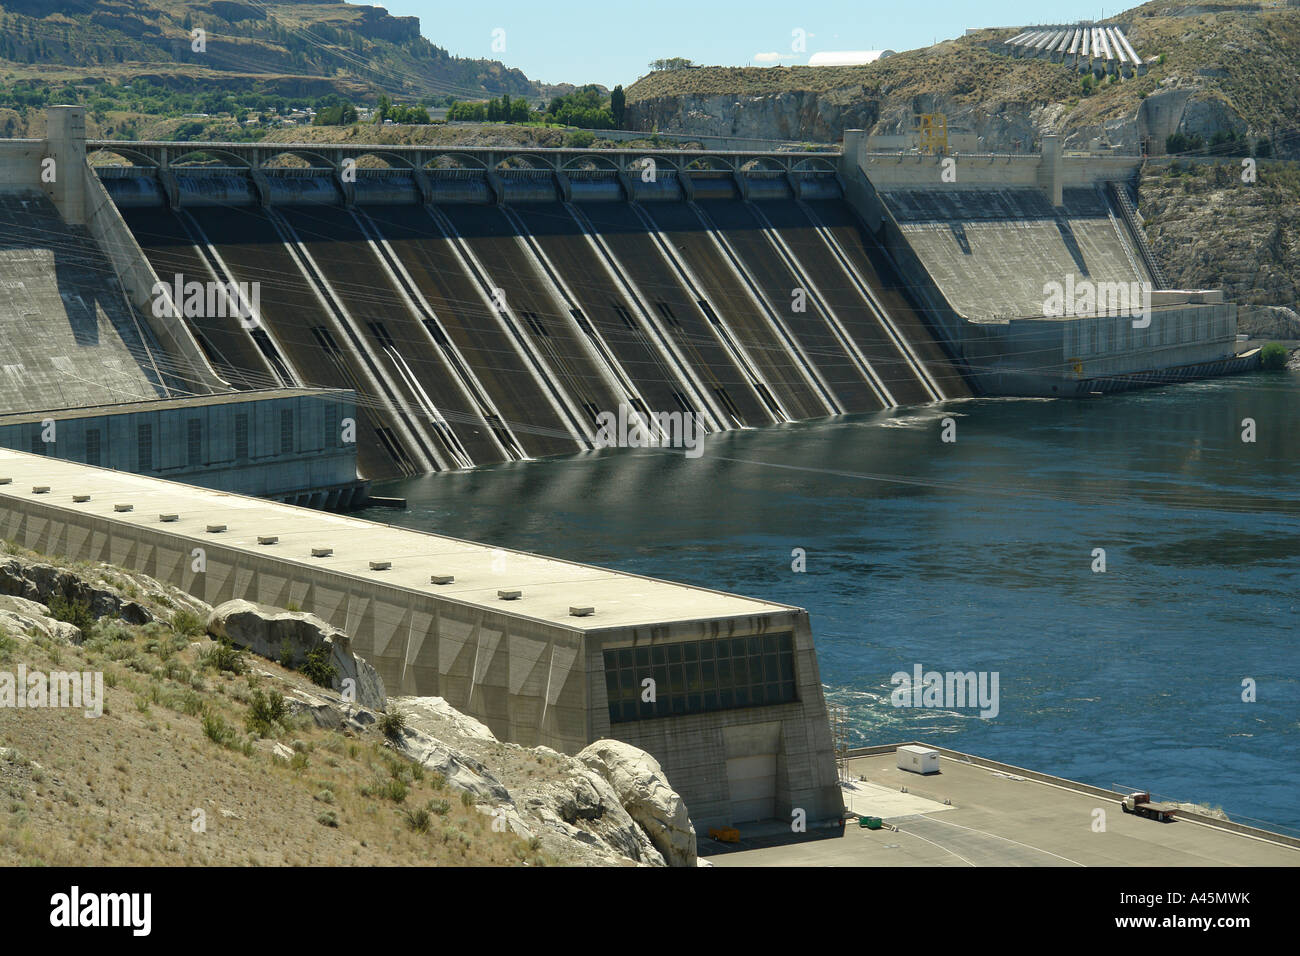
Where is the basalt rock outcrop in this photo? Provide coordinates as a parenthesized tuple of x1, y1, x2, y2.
(206, 600, 386, 711)
(579, 739, 698, 867)
(0, 595, 83, 644)
(0, 555, 211, 635)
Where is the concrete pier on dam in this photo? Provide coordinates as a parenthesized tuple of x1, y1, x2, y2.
(88, 133, 972, 481)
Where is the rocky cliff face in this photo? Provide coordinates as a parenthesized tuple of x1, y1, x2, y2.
(628, 89, 880, 144)
(628, 77, 1262, 154)
(1138, 160, 1300, 333)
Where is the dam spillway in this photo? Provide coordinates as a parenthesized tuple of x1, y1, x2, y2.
(101, 148, 973, 479)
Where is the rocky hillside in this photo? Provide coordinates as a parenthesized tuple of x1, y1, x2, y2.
(1138, 158, 1300, 336)
(0, 541, 699, 867)
(625, 0, 1300, 154)
(0, 0, 541, 138)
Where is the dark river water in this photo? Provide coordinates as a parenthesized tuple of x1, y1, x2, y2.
(358, 371, 1300, 833)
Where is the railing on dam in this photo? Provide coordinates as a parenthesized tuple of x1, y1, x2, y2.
(87, 139, 843, 174)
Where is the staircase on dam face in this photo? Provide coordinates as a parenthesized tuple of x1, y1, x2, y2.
(1108, 180, 1170, 290)
(0, 194, 173, 415)
(114, 174, 972, 480)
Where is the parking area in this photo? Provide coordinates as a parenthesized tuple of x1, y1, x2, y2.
(703, 752, 1300, 866)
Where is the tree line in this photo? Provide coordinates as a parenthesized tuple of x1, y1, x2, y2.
(447, 84, 627, 130)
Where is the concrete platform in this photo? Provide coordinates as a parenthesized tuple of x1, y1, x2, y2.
(0, 448, 789, 631)
(840, 778, 953, 819)
(704, 752, 1300, 866)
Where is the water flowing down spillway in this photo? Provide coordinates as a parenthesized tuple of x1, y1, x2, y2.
(119, 181, 972, 480)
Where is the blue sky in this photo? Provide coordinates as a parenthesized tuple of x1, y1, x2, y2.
(370, 1, 1132, 88)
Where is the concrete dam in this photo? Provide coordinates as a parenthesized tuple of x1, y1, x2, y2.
(0, 107, 1257, 831)
(2, 108, 1248, 495)
(100, 142, 972, 479)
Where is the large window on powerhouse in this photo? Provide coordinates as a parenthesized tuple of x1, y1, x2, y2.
(604, 633, 796, 724)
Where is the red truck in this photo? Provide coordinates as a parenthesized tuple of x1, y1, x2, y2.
(1121, 791, 1179, 822)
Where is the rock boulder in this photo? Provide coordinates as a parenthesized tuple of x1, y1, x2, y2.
(0, 595, 83, 644)
(206, 600, 385, 711)
(579, 739, 697, 866)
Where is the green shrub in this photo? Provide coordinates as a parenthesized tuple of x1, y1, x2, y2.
(164, 688, 204, 716)
(403, 807, 432, 833)
(1260, 342, 1288, 370)
(202, 710, 234, 746)
(97, 621, 134, 643)
(48, 594, 95, 633)
(361, 775, 408, 803)
(170, 608, 205, 638)
(428, 798, 451, 816)
(460, 790, 475, 808)
(379, 709, 406, 740)
(300, 646, 336, 688)
(244, 688, 288, 737)
(317, 810, 339, 828)
(0, 629, 14, 664)
(199, 640, 246, 675)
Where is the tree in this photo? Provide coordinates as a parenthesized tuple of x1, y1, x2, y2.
(313, 101, 357, 126)
(649, 57, 695, 71)
(1260, 343, 1287, 370)
(376, 93, 392, 123)
(447, 100, 488, 122)
(1165, 131, 1204, 155)
(610, 84, 625, 129)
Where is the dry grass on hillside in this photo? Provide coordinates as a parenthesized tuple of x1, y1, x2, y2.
(0, 618, 547, 867)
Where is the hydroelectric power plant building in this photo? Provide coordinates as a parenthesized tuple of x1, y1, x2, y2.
(0, 448, 841, 827)
(0, 105, 1247, 826)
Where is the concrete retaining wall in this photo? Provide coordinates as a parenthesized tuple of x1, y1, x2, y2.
(35, 105, 223, 396)
(585, 614, 841, 828)
(838, 130, 1239, 396)
(0, 139, 44, 194)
